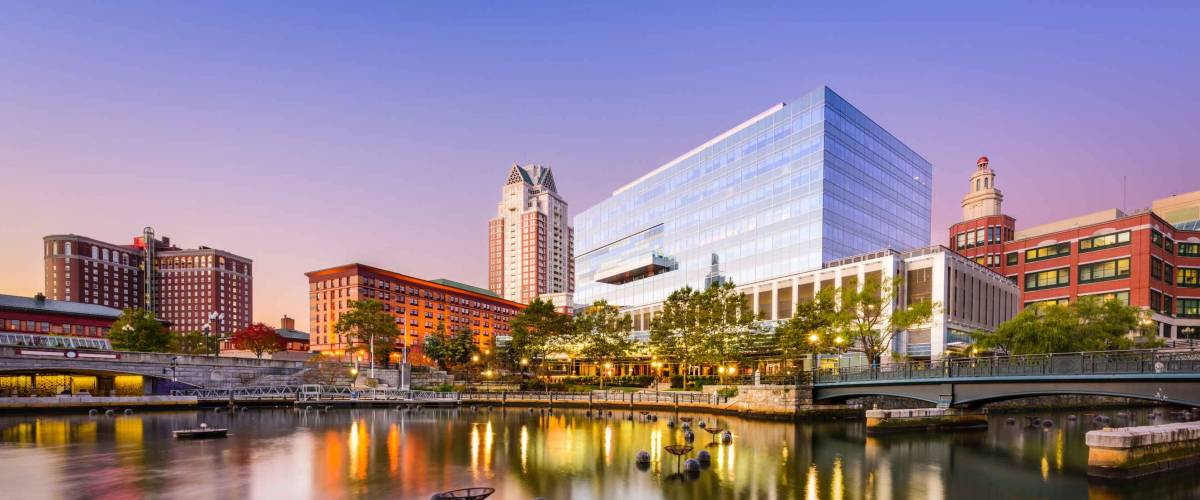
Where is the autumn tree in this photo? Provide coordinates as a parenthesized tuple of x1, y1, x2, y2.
(232, 323, 285, 358)
(509, 298, 573, 390)
(108, 308, 172, 353)
(334, 299, 400, 378)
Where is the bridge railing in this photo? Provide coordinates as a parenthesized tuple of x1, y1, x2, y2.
(815, 349, 1200, 384)
(170, 385, 458, 402)
(459, 390, 727, 405)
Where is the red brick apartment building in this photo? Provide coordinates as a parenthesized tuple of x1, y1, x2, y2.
(306, 264, 524, 363)
(43, 227, 252, 335)
(949, 157, 1200, 339)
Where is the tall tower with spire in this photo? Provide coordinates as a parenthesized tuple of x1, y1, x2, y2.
(948, 155, 1016, 268)
(488, 163, 574, 304)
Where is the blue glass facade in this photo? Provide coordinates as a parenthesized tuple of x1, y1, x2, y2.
(574, 87, 932, 308)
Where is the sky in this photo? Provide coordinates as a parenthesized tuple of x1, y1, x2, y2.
(1, 1, 1197, 333)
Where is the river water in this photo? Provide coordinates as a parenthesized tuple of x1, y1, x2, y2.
(0, 406, 1197, 499)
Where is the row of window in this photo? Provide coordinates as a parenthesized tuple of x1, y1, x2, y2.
(953, 225, 1012, 251)
(1024, 290, 1131, 308)
(1023, 258, 1134, 291)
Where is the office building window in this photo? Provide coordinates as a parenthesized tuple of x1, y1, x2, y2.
(1025, 268, 1070, 291)
(1025, 242, 1071, 262)
(1152, 230, 1163, 248)
(1079, 231, 1131, 252)
(1179, 268, 1200, 288)
(1180, 243, 1200, 257)
(1083, 290, 1130, 305)
(1179, 298, 1200, 318)
(1152, 258, 1164, 280)
(1005, 252, 1019, 266)
(1079, 258, 1130, 284)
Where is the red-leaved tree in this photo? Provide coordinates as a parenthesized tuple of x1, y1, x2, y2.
(232, 323, 285, 358)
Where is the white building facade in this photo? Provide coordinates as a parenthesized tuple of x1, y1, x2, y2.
(489, 163, 574, 304)
(621, 245, 1019, 362)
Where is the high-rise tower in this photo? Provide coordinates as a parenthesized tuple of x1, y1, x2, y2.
(961, 156, 1004, 219)
(488, 163, 574, 303)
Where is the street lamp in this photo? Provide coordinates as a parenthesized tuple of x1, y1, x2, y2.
(206, 311, 224, 356)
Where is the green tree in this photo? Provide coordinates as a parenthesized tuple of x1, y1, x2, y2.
(108, 308, 172, 352)
(700, 281, 761, 382)
(424, 323, 479, 370)
(830, 276, 934, 368)
(573, 300, 634, 388)
(509, 297, 573, 390)
(775, 287, 840, 364)
(649, 287, 707, 388)
(973, 297, 1154, 355)
(334, 299, 400, 378)
(171, 330, 220, 355)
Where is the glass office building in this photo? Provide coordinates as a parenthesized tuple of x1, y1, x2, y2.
(574, 86, 932, 309)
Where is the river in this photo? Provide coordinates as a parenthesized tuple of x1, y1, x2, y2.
(0, 406, 1197, 499)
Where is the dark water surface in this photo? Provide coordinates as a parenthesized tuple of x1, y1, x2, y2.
(0, 406, 1197, 499)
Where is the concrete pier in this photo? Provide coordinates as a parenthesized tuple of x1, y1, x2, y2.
(865, 408, 988, 433)
(1086, 421, 1200, 479)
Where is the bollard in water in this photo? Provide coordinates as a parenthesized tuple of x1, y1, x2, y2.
(697, 450, 711, 463)
(721, 430, 732, 444)
(684, 459, 701, 472)
(635, 451, 651, 464)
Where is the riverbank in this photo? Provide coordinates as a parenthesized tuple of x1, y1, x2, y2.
(459, 396, 862, 421)
(0, 395, 197, 414)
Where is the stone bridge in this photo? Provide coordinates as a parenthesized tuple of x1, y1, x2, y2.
(813, 349, 1200, 408)
(0, 345, 309, 393)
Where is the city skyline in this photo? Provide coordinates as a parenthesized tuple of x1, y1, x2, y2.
(2, 3, 1198, 333)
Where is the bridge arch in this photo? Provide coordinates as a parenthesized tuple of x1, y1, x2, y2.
(0, 367, 199, 396)
(815, 377, 1200, 408)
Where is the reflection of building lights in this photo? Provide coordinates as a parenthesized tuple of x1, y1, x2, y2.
(832, 456, 844, 500)
(387, 424, 400, 477)
(805, 464, 819, 500)
(469, 425, 480, 477)
(604, 426, 613, 465)
(520, 425, 529, 474)
(1041, 456, 1049, 481)
(484, 421, 494, 473)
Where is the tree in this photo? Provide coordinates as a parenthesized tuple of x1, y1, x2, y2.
(973, 297, 1155, 355)
(231, 323, 285, 358)
(775, 287, 840, 364)
(172, 330, 220, 355)
(830, 275, 934, 368)
(424, 322, 478, 370)
(700, 281, 762, 381)
(509, 297, 573, 390)
(108, 308, 172, 352)
(334, 299, 400, 378)
(649, 287, 706, 389)
(573, 300, 634, 388)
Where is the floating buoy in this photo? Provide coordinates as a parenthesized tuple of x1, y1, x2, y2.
(626, 414, 633, 421)
(684, 430, 695, 442)
(124, 409, 133, 415)
(721, 430, 732, 444)
(105, 409, 114, 416)
(635, 451, 651, 464)
(683, 459, 701, 472)
(213, 407, 222, 413)
(682, 422, 690, 430)
(652, 415, 658, 422)
(585, 410, 591, 417)
(1005, 418, 1015, 425)
(1042, 420, 1053, 428)
(88, 409, 98, 416)
(1067, 415, 1077, 421)
(667, 419, 675, 428)
(697, 450, 711, 463)
(698, 421, 707, 429)
(607, 411, 613, 417)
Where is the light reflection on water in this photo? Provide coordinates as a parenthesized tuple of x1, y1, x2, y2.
(0, 407, 1198, 499)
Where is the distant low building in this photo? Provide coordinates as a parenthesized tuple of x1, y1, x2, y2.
(220, 315, 311, 359)
(0, 293, 120, 350)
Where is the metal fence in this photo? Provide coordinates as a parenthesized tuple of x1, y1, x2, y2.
(459, 390, 729, 406)
(815, 349, 1200, 384)
(170, 385, 457, 402)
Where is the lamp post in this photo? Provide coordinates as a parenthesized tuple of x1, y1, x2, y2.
(206, 311, 224, 356)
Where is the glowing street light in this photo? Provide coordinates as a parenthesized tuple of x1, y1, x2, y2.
(808, 333, 819, 343)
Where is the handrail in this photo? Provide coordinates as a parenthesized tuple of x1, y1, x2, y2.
(814, 349, 1200, 384)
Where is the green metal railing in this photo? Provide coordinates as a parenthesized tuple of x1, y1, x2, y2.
(814, 349, 1200, 384)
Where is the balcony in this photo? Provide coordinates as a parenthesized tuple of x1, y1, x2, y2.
(594, 253, 675, 285)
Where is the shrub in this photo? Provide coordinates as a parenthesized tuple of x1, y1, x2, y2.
(717, 387, 738, 398)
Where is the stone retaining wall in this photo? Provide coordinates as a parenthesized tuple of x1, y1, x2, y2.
(1087, 421, 1200, 478)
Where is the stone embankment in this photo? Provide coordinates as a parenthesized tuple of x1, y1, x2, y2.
(1087, 421, 1200, 478)
(0, 395, 197, 412)
(865, 407, 988, 433)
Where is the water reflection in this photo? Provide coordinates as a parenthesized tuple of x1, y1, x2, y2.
(0, 407, 1198, 499)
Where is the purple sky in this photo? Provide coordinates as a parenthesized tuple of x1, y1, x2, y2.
(1, 2, 1197, 332)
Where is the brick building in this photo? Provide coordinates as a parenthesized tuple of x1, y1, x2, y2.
(949, 157, 1200, 339)
(306, 263, 524, 363)
(43, 227, 252, 336)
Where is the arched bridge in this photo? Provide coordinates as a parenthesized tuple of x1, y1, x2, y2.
(813, 350, 1200, 408)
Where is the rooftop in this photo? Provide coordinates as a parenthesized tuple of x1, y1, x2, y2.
(0, 293, 123, 320)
